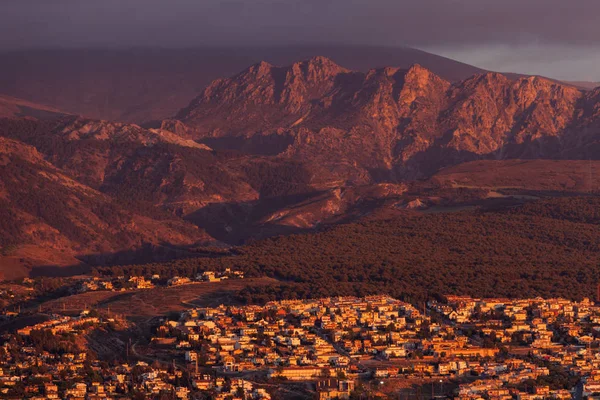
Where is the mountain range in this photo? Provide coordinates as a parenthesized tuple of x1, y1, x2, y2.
(1, 46, 596, 124)
(176, 57, 600, 180)
(0, 46, 488, 123)
(1, 50, 600, 278)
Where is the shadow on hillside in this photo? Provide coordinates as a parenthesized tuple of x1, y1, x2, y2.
(30, 263, 91, 278)
(24, 242, 224, 279)
(96, 291, 136, 307)
(199, 134, 295, 155)
(185, 132, 600, 245)
(76, 242, 216, 267)
(395, 130, 571, 178)
(16, 105, 67, 120)
(185, 191, 325, 245)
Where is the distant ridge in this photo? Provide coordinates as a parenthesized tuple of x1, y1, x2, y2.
(0, 46, 487, 123)
(0, 94, 66, 119)
(563, 80, 600, 90)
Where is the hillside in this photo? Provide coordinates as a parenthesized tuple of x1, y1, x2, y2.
(1, 117, 397, 247)
(95, 196, 600, 303)
(0, 134, 212, 279)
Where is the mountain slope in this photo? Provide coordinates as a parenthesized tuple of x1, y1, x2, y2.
(0, 117, 313, 214)
(0, 134, 213, 278)
(178, 57, 600, 182)
(564, 81, 599, 91)
(0, 116, 415, 248)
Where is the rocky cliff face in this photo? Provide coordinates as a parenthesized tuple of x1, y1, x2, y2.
(178, 57, 599, 181)
(562, 87, 600, 158)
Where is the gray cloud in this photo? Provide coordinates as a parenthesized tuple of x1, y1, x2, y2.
(1, 0, 599, 80)
(2, 0, 599, 48)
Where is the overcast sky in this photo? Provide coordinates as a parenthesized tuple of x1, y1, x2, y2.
(2, 0, 599, 81)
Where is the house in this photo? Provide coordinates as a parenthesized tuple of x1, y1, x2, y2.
(316, 379, 355, 400)
(382, 345, 406, 358)
(168, 276, 192, 286)
(128, 276, 154, 289)
(43, 383, 59, 399)
(175, 386, 190, 399)
(268, 367, 326, 381)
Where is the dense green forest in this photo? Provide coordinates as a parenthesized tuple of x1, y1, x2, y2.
(94, 196, 600, 303)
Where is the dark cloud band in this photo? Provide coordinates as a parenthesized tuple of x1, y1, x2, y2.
(1, 0, 599, 80)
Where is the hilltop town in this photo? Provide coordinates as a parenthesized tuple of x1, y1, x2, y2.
(2, 292, 600, 399)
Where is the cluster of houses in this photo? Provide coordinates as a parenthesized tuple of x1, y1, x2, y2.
(15, 313, 101, 337)
(0, 309, 266, 400)
(188, 375, 271, 400)
(150, 295, 600, 399)
(159, 296, 431, 378)
(0, 312, 112, 399)
(3, 294, 600, 399)
(167, 269, 245, 287)
(73, 268, 246, 293)
(457, 379, 572, 400)
(0, 356, 221, 400)
(430, 296, 600, 399)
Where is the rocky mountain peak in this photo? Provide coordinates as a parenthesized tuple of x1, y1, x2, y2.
(398, 64, 450, 107)
(246, 60, 274, 78)
(404, 64, 439, 82)
(288, 56, 348, 81)
(55, 117, 210, 150)
(452, 72, 511, 95)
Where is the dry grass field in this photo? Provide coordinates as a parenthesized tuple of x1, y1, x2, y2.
(432, 159, 600, 193)
(40, 277, 278, 318)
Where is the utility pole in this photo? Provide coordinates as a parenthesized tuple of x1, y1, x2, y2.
(589, 159, 594, 193)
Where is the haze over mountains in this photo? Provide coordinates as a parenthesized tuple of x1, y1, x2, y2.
(0, 46, 489, 123)
(0, 94, 67, 119)
(1, 47, 600, 278)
